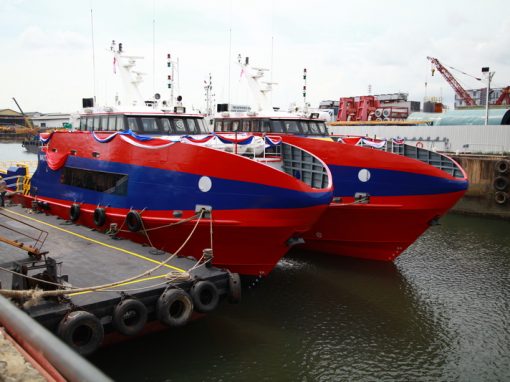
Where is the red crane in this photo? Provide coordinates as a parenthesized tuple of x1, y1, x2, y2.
(427, 56, 477, 106)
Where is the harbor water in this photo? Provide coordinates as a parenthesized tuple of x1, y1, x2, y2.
(1, 143, 509, 381)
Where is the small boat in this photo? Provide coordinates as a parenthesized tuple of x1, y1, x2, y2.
(16, 43, 333, 276)
(213, 60, 469, 261)
(21, 135, 43, 154)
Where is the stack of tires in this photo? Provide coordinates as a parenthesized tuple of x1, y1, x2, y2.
(494, 160, 510, 205)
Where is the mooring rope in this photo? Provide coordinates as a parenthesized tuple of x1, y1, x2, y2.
(0, 209, 206, 300)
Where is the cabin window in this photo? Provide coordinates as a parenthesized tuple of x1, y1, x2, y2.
(161, 118, 172, 133)
(187, 119, 199, 134)
(116, 116, 124, 131)
(86, 117, 94, 131)
(214, 120, 222, 132)
(61, 167, 128, 196)
(197, 119, 207, 133)
(261, 120, 271, 133)
(141, 118, 158, 133)
(317, 122, 327, 135)
(108, 116, 116, 131)
(80, 118, 87, 131)
(271, 120, 284, 133)
(232, 120, 240, 132)
(127, 117, 138, 132)
(93, 117, 100, 131)
(241, 120, 250, 132)
(174, 118, 187, 133)
(284, 121, 300, 134)
(101, 116, 108, 131)
(309, 122, 319, 134)
(223, 120, 232, 132)
(251, 120, 260, 132)
(300, 121, 310, 134)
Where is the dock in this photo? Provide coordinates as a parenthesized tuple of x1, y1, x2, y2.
(0, 204, 240, 355)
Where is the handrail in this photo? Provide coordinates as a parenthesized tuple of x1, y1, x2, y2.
(0, 294, 112, 382)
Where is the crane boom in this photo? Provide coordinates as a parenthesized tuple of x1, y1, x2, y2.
(427, 56, 477, 106)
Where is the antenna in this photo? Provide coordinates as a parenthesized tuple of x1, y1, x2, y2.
(152, 0, 156, 96)
(90, 4, 96, 104)
(167, 53, 175, 107)
(303, 68, 308, 113)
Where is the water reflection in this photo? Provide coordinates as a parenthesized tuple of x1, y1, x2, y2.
(91, 250, 446, 381)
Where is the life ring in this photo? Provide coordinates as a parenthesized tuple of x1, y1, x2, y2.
(126, 210, 143, 232)
(57, 311, 104, 356)
(157, 288, 193, 327)
(416, 141, 424, 148)
(228, 272, 242, 304)
(495, 160, 509, 174)
(191, 280, 219, 313)
(93, 207, 106, 227)
(495, 191, 508, 205)
(493, 176, 509, 191)
(69, 203, 80, 222)
(112, 299, 148, 336)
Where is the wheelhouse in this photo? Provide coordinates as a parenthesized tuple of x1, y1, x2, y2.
(214, 118, 329, 136)
(78, 113, 209, 135)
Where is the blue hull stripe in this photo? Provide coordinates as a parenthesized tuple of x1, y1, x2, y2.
(31, 156, 330, 210)
(330, 165, 468, 197)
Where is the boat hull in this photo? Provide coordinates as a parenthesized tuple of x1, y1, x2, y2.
(23, 131, 332, 275)
(281, 135, 469, 261)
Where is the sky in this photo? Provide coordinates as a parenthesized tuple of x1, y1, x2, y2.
(1, 0, 509, 113)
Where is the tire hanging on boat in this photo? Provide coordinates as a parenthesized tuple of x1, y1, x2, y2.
(156, 288, 193, 327)
(191, 280, 220, 313)
(495, 191, 508, 205)
(495, 160, 509, 174)
(57, 311, 104, 356)
(493, 176, 509, 191)
(112, 299, 148, 336)
(126, 210, 143, 232)
(227, 272, 242, 304)
(69, 203, 80, 222)
(93, 207, 106, 227)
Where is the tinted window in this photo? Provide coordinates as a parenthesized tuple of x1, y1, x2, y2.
(261, 120, 270, 133)
(108, 116, 116, 131)
(232, 120, 240, 132)
(101, 116, 108, 131)
(241, 120, 250, 132)
(161, 118, 172, 134)
(308, 122, 319, 134)
(174, 118, 187, 133)
(187, 119, 199, 134)
(284, 121, 300, 134)
(197, 119, 207, 133)
(317, 122, 327, 135)
(80, 118, 86, 131)
(116, 116, 124, 131)
(141, 118, 158, 133)
(86, 117, 94, 131)
(271, 120, 284, 133)
(127, 118, 138, 131)
(300, 121, 310, 134)
(93, 117, 100, 131)
(62, 167, 128, 196)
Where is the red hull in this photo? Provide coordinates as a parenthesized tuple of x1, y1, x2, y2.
(301, 191, 466, 261)
(20, 195, 326, 276)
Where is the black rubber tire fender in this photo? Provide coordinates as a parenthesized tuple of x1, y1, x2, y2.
(493, 176, 509, 191)
(57, 311, 104, 356)
(112, 299, 148, 336)
(156, 288, 193, 327)
(69, 203, 80, 222)
(228, 272, 242, 304)
(495, 160, 509, 174)
(93, 207, 106, 227)
(126, 210, 142, 232)
(191, 280, 220, 313)
(495, 191, 508, 205)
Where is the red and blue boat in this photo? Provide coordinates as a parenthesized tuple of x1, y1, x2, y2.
(8, 43, 333, 276)
(212, 60, 468, 261)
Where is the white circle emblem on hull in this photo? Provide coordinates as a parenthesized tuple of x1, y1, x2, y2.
(358, 169, 371, 182)
(198, 176, 212, 192)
